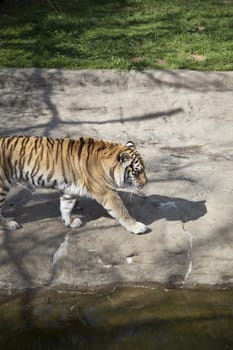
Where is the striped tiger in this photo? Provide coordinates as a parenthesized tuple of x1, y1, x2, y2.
(0, 136, 148, 234)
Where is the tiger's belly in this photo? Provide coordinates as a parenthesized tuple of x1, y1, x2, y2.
(58, 182, 90, 198)
(18, 176, 90, 199)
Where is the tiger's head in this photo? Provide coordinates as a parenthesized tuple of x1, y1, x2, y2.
(114, 141, 147, 191)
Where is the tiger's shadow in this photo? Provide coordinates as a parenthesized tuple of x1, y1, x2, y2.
(5, 187, 207, 228)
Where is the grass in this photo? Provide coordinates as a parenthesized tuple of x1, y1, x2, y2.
(0, 0, 233, 70)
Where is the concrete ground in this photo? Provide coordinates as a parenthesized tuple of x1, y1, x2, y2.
(0, 69, 233, 291)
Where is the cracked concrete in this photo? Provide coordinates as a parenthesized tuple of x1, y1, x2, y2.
(182, 227, 193, 283)
(0, 69, 233, 291)
(52, 233, 70, 267)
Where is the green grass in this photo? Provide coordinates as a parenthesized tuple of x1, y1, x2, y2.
(0, 0, 233, 70)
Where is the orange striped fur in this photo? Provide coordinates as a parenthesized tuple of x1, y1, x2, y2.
(0, 136, 148, 233)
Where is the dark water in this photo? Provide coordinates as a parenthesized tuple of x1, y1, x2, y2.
(0, 287, 233, 350)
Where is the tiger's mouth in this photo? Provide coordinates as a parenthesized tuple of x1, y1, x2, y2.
(125, 181, 144, 191)
(136, 184, 144, 190)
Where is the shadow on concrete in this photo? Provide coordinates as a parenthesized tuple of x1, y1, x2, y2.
(4, 67, 230, 142)
(142, 194, 207, 224)
(3, 188, 207, 228)
(0, 68, 184, 136)
(0, 228, 64, 330)
(0, 188, 207, 334)
(80, 108, 183, 125)
(78, 192, 207, 227)
(143, 70, 233, 92)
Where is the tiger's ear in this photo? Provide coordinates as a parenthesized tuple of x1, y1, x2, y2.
(126, 141, 136, 149)
(118, 152, 130, 164)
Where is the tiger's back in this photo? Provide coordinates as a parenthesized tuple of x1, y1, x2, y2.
(1, 136, 81, 189)
(0, 135, 148, 234)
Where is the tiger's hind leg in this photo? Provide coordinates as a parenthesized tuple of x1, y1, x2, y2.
(0, 185, 20, 231)
(60, 195, 82, 228)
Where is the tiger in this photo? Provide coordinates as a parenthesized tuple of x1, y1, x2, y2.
(0, 135, 148, 234)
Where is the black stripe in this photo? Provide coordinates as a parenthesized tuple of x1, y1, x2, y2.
(27, 145, 34, 166)
(25, 171, 29, 181)
(40, 141, 44, 161)
(34, 137, 39, 152)
(7, 151, 14, 177)
(65, 141, 73, 175)
(47, 166, 55, 182)
(31, 156, 40, 177)
(78, 137, 85, 159)
(2, 185, 9, 192)
(46, 139, 50, 170)
(31, 176, 37, 187)
(2, 159, 12, 184)
(88, 138, 94, 149)
(46, 138, 54, 153)
(2, 151, 12, 183)
(19, 167, 24, 180)
(18, 137, 29, 176)
(67, 139, 74, 154)
(55, 139, 61, 163)
(60, 140, 67, 183)
(52, 179, 57, 188)
(47, 137, 54, 146)
(38, 174, 43, 185)
(96, 142, 106, 154)
(10, 136, 22, 153)
(66, 143, 76, 181)
(86, 138, 94, 163)
(46, 149, 50, 170)
(19, 137, 29, 157)
(6, 136, 13, 148)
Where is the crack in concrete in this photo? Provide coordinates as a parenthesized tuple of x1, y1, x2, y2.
(52, 233, 70, 267)
(183, 225, 193, 283)
(97, 256, 112, 269)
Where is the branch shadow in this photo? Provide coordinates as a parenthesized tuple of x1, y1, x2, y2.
(143, 70, 233, 92)
(0, 67, 183, 136)
(0, 225, 66, 332)
(0, 186, 208, 347)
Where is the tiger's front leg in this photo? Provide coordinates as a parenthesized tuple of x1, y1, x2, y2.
(96, 191, 148, 234)
(0, 215, 21, 231)
(0, 184, 20, 231)
(59, 195, 82, 228)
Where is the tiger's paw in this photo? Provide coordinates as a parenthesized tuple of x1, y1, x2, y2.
(0, 219, 21, 231)
(127, 221, 148, 235)
(62, 216, 82, 229)
(62, 216, 71, 227)
(70, 218, 82, 228)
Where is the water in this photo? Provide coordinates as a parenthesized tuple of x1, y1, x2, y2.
(0, 287, 233, 350)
